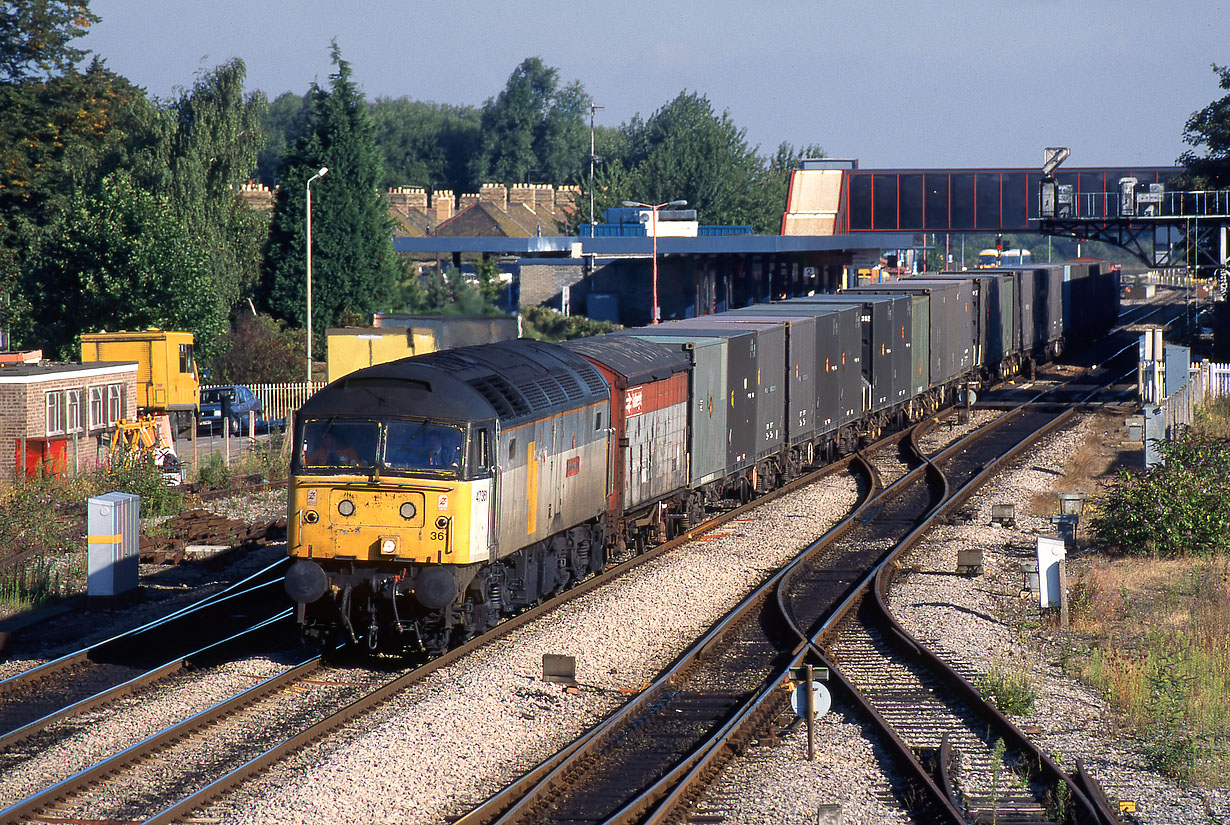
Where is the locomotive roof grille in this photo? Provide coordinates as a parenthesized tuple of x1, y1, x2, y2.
(516, 377, 552, 410)
(321, 339, 608, 424)
(470, 375, 522, 418)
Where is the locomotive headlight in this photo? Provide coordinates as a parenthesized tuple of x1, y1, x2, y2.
(303, 510, 319, 524)
(379, 536, 398, 555)
(399, 502, 417, 520)
(435, 516, 450, 529)
(337, 499, 356, 517)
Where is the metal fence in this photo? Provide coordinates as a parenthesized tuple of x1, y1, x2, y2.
(201, 382, 325, 425)
(175, 381, 323, 474)
(1159, 360, 1230, 435)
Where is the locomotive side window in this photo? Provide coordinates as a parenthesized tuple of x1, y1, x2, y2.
(470, 427, 491, 472)
(509, 438, 516, 461)
(595, 412, 602, 431)
(302, 420, 379, 469)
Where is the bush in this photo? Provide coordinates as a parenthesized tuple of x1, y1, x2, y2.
(240, 430, 288, 482)
(1090, 431, 1230, 556)
(519, 306, 616, 341)
(101, 459, 183, 517)
(195, 452, 234, 490)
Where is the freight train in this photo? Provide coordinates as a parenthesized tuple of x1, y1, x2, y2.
(283, 260, 1119, 654)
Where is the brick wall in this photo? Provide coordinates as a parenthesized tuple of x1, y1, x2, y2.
(431, 190, 455, 224)
(478, 183, 507, 209)
(388, 186, 428, 212)
(0, 365, 138, 478)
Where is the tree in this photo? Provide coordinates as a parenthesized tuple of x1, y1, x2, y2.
(0, 0, 100, 83)
(204, 310, 306, 384)
(260, 43, 400, 341)
(471, 58, 590, 186)
(17, 171, 227, 359)
(1179, 64, 1230, 188)
(256, 90, 310, 186)
(136, 59, 268, 313)
(369, 97, 482, 193)
(615, 92, 795, 233)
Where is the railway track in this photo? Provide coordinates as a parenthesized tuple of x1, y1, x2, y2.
(0, 443, 865, 824)
(0, 559, 292, 778)
(448, 356, 1137, 825)
(0, 309, 1160, 823)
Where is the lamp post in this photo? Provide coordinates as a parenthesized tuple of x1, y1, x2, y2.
(622, 199, 686, 324)
(589, 103, 603, 229)
(305, 166, 328, 386)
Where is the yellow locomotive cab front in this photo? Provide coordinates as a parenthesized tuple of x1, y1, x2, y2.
(290, 475, 493, 566)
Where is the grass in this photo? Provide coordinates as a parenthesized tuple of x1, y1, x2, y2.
(978, 659, 1038, 716)
(1068, 556, 1230, 784)
(0, 556, 61, 611)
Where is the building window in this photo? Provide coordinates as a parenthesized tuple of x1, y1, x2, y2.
(107, 384, 124, 425)
(66, 388, 82, 433)
(89, 383, 125, 430)
(90, 386, 105, 430)
(46, 391, 67, 436)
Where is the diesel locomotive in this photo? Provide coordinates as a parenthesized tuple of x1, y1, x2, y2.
(284, 260, 1119, 655)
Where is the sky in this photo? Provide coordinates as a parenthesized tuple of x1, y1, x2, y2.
(82, 0, 1228, 171)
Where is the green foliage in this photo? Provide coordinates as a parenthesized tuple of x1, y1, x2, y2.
(472, 57, 590, 188)
(1090, 431, 1230, 556)
(194, 452, 234, 490)
(0, 0, 100, 83)
(519, 305, 615, 341)
(256, 90, 311, 187)
(0, 555, 61, 610)
(139, 59, 268, 322)
(260, 43, 400, 340)
(205, 311, 306, 384)
(103, 456, 183, 517)
(1179, 64, 1230, 188)
(240, 430, 288, 483)
(399, 261, 506, 317)
(16, 170, 228, 359)
(978, 660, 1038, 715)
(590, 92, 819, 234)
(0, 60, 157, 342)
(0, 475, 79, 558)
(369, 97, 481, 193)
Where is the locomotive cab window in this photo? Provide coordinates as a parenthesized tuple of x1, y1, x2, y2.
(301, 420, 379, 470)
(384, 420, 464, 473)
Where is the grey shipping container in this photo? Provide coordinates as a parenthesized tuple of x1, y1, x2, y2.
(613, 333, 729, 488)
(724, 303, 861, 431)
(785, 294, 911, 413)
(708, 310, 817, 446)
(658, 319, 786, 462)
(848, 287, 930, 393)
(620, 327, 758, 480)
(933, 272, 1013, 370)
(888, 278, 975, 384)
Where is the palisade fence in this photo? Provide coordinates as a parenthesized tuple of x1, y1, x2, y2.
(201, 382, 327, 425)
(1159, 360, 1230, 434)
(183, 382, 324, 471)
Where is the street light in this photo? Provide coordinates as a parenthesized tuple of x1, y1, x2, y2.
(622, 199, 687, 324)
(305, 166, 328, 386)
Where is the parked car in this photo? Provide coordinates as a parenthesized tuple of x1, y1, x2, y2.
(199, 385, 264, 436)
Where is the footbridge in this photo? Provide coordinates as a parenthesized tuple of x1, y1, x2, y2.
(782, 159, 1229, 273)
